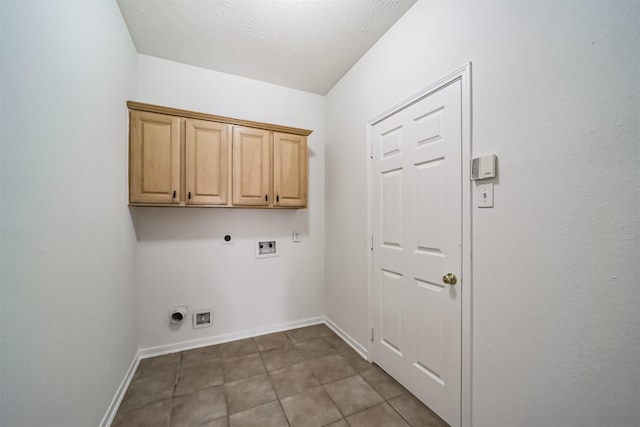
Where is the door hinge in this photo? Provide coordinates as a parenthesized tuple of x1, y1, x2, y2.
(370, 142, 373, 159)
(371, 236, 374, 251)
(370, 327, 374, 342)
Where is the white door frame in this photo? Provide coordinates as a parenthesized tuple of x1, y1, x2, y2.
(366, 63, 473, 426)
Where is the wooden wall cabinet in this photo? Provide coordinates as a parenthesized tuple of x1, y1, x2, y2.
(185, 119, 229, 205)
(129, 110, 181, 204)
(128, 101, 311, 209)
(273, 132, 307, 207)
(232, 126, 271, 206)
(231, 127, 308, 208)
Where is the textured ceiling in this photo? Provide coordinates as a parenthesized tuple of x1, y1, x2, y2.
(117, 0, 416, 94)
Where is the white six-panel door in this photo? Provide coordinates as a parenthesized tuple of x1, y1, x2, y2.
(371, 79, 463, 426)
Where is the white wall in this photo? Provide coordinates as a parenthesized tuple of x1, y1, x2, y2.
(0, 1, 138, 426)
(325, 1, 639, 426)
(134, 55, 325, 351)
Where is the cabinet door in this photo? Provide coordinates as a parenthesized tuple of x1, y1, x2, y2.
(129, 110, 180, 204)
(274, 132, 307, 207)
(232, 126, 271, 206)
(185, 119, 229, 205)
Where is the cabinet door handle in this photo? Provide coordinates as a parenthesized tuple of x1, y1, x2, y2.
(276, 195, 280, 202)
(265, 194, 268, 202)
(188, 192, 191, 200)
(173, 190, 176, 199)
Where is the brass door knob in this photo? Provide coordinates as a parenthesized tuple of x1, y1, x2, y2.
(443, 273, 457, 285)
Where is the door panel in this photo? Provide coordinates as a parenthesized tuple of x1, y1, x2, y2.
(381, 269, 404, 356)
(185, 119, 229, 205)
(372, 80, 462, 426)
(381, 168, 403, 248)
(415, 158, 446, 254)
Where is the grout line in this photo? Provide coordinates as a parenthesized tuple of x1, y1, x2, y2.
(275, 393, 293, 427)
(165, 352, 182, 425)
(387, 399, 414, 427)
(320, 381, 346, 421)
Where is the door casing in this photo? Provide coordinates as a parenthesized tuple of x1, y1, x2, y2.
(366, 63, 473, 426)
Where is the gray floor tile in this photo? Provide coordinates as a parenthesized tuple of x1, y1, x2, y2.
(133, 353, 180, 381)
(269, 362, 320, 399)
(112, 399, 172, 427)
(339, 348, 372, 373)
(201, 418, 229, 427)
(286, 324, 335, 344)
(295, 338, 336, 360)
(222, 338, 259, 359)
(223, 352, 266, 382)
(346, 402, 410, 427)
(181, 345, 222, 370)
(254, 332, 293, 352)
(261, 345, 305, 371)
(229, 400, 289, 427)
(306, 354, 356, 384)
(388, 393, 448, 427)
(280, 386, 342, 427)
(224, 373, 278, 414)
(112, 325, 439, 427)
(170, 385, 227, 427)
(360, 365, 406, 399)
(175, 363, 224, 396)
(323, 335, 353, 354)
(323, 375, 384, 416)
(119, 372, 176, 411)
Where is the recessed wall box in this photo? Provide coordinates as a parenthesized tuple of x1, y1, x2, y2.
(472, 155, 497, 180)
(256, 240, 278, 258)
(193, 309, 213, 329)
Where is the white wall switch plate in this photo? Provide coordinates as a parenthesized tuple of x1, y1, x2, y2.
(478, 183, 494, 208)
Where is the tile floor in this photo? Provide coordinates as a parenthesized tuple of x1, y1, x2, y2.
(112, 324, 448, 427)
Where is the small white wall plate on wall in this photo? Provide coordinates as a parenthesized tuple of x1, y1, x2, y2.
(193, 309, 213, 329)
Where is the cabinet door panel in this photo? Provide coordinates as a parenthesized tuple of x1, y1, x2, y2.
(186, 120, 229, 205)
(232, 126, 271, 206)
(274, 132, 307, 207)
(130, 111, 180, 204)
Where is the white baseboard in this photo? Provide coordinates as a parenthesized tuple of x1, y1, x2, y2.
(100, 350, 141, 427)
(324, 317, 369, 360)
(139, 316, 325, 359)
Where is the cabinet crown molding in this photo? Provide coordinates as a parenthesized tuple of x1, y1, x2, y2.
(127, 101, 313, 136)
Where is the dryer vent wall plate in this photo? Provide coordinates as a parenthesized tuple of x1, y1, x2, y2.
(170, 306, 188, 324)
(222, 232, 233, 244)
